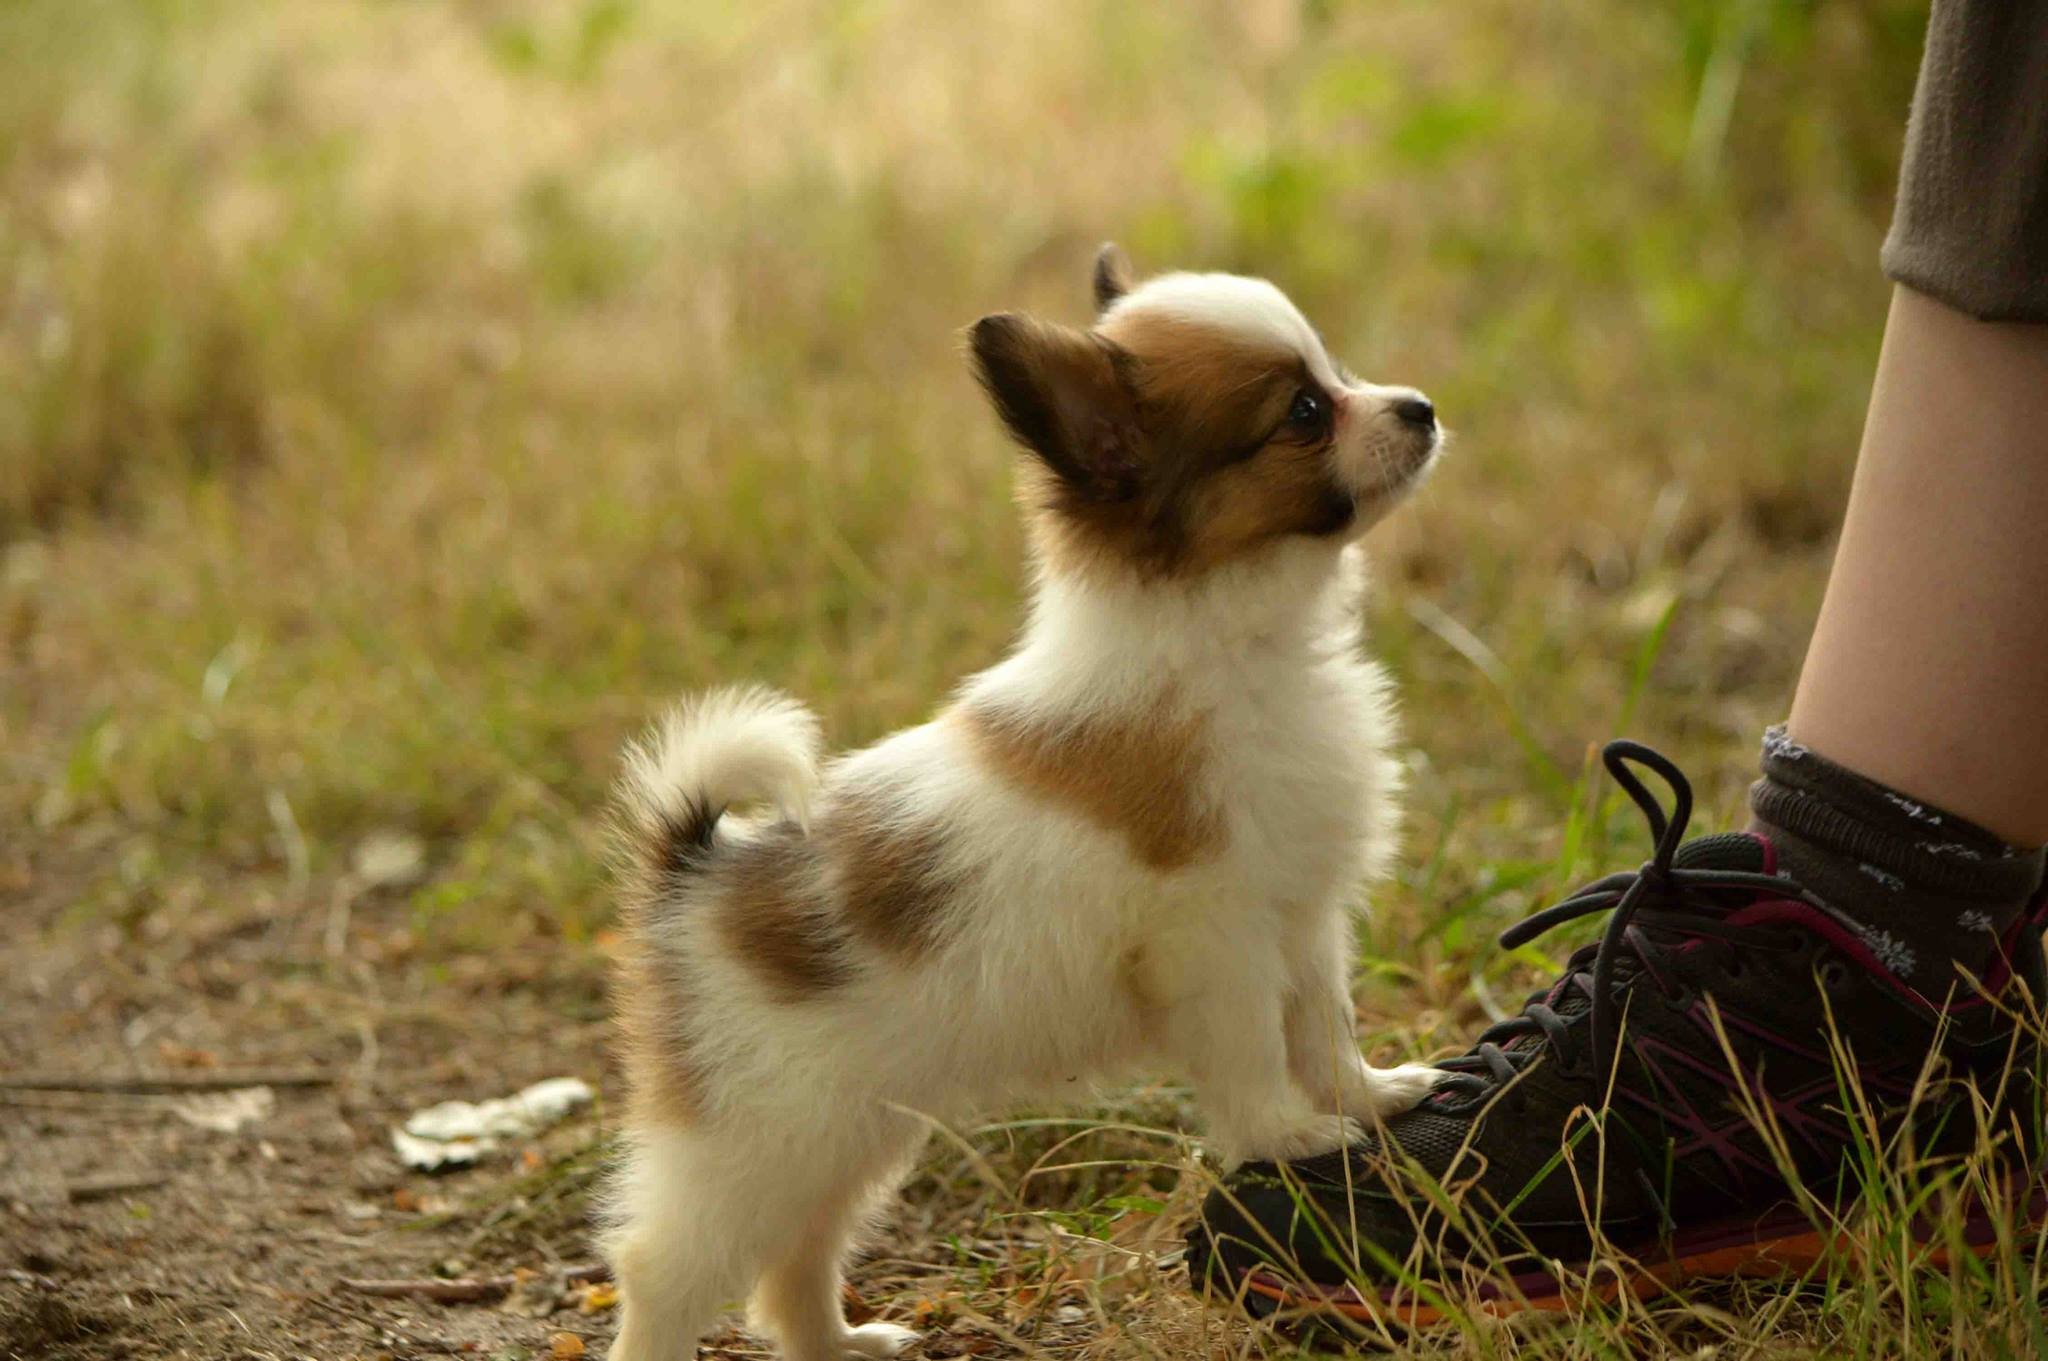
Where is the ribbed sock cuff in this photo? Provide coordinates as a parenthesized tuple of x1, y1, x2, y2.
(1749, 724, 2045, 984)
(1752, 727, 2040, 903)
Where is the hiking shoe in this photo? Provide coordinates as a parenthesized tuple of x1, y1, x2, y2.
(1187, 741, 2047, 1326)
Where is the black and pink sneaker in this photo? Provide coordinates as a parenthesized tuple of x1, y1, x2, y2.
(1187, 742, 2046, 1327)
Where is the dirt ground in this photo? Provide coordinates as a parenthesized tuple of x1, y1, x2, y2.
(2, 836, 633, 1359)
(0, 839, 1202, 1361)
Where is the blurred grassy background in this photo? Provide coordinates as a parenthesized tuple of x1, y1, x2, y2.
(2, 3, 1970, 1352)
(3, 0, 1924, 1002)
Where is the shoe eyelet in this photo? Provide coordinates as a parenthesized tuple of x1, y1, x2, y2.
(1817, 956, 1852, 991)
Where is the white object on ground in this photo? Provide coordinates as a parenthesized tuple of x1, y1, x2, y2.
(352, 829, 427, 889)
(170, 1085, 275, 1134)
(391, 1077, 594, 1172)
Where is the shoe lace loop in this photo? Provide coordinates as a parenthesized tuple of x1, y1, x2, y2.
(1436, 740, 1818, 1101)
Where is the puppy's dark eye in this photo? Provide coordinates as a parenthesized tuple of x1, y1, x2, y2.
(1286, 389, 1327, 430)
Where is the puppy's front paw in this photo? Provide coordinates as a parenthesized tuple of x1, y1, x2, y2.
(1231, 1112, 1366, 1165)
(1344, 1061, 1445, 1120)
(845, 1322, 919, 1358)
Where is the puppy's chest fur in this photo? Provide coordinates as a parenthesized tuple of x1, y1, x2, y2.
(953, 646, 1393, 922)
(1191, 662, 1384, 888)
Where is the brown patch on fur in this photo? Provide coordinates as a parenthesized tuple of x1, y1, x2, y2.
(957, 697, 1223, 870)
(1013, 311, 1353, 580)
(1184, 440, 1356, 567)
(717, 823, 853, 1001)
(610, 823, 706, 1127)
(615, 937, 702, 1128)
(826, 793, 958, 959)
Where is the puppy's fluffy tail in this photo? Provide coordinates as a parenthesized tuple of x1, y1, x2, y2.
(615, 687, 822, 890)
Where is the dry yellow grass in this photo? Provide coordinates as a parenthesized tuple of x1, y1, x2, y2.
(11, 1, 2035, 1356)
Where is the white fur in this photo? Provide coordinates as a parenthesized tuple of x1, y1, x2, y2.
(1109, 271, 1337, 383)
(620, 686, 823, 834)
(604, 279, 1442, 1361)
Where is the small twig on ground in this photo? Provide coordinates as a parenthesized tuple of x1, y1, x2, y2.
(340, 1276, 515, 1304)
(67, 1173, 167, 1202)
(0, 1090, 182, 1117)
(0, 1069, 335, 1094)
(337, 1263, 610, 1305)
(3, 1268, 60, 1290)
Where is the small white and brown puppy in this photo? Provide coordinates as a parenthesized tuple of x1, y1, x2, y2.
(604, 247, 1444, 1361)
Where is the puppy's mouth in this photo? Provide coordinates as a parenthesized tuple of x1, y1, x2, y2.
(1385, 424, 1443, 481)
(1336, 425, 1441, 517)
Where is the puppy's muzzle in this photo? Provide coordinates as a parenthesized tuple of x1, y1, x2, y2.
(1392, 396, 1436, 433)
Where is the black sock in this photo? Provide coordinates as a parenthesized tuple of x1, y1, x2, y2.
(1749, 725, 2045, 995)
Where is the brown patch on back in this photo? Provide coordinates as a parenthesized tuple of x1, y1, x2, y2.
(826, 792, 959, 959)
(716, 823, 853, 1001)
(1022, 311, 1352, 580)
(957, 696, 1224, 870)
(613, 805, 949, 1127)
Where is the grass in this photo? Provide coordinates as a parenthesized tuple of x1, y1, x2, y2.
(5, 0, 2031, 1355)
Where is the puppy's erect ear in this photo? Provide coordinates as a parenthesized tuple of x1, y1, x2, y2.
(1092, 242, 1133, 315)
(969, 313, 1141, 501)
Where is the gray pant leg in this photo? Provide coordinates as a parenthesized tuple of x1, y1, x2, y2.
(1880, 1, 2048, 322)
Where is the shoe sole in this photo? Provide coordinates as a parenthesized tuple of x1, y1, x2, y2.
(1233, 1193, 2032, 1328)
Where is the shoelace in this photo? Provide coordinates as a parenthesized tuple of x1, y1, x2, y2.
(1436, 740, 1823, 1101)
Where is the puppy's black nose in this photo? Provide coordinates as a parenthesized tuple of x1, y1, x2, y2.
(1394, 397, 1436, 430)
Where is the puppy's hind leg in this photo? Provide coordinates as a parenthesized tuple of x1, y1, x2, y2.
(606, 1127, 812, 1361)
(748, 1115, 925, 1361)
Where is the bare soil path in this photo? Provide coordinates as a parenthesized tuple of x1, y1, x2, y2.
(2, 840, 630, 1360)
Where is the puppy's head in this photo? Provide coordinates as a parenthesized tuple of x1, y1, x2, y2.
(969, 244, 1439, 582)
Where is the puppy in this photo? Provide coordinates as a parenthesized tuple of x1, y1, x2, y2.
(604, 246, 1444, 1361)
